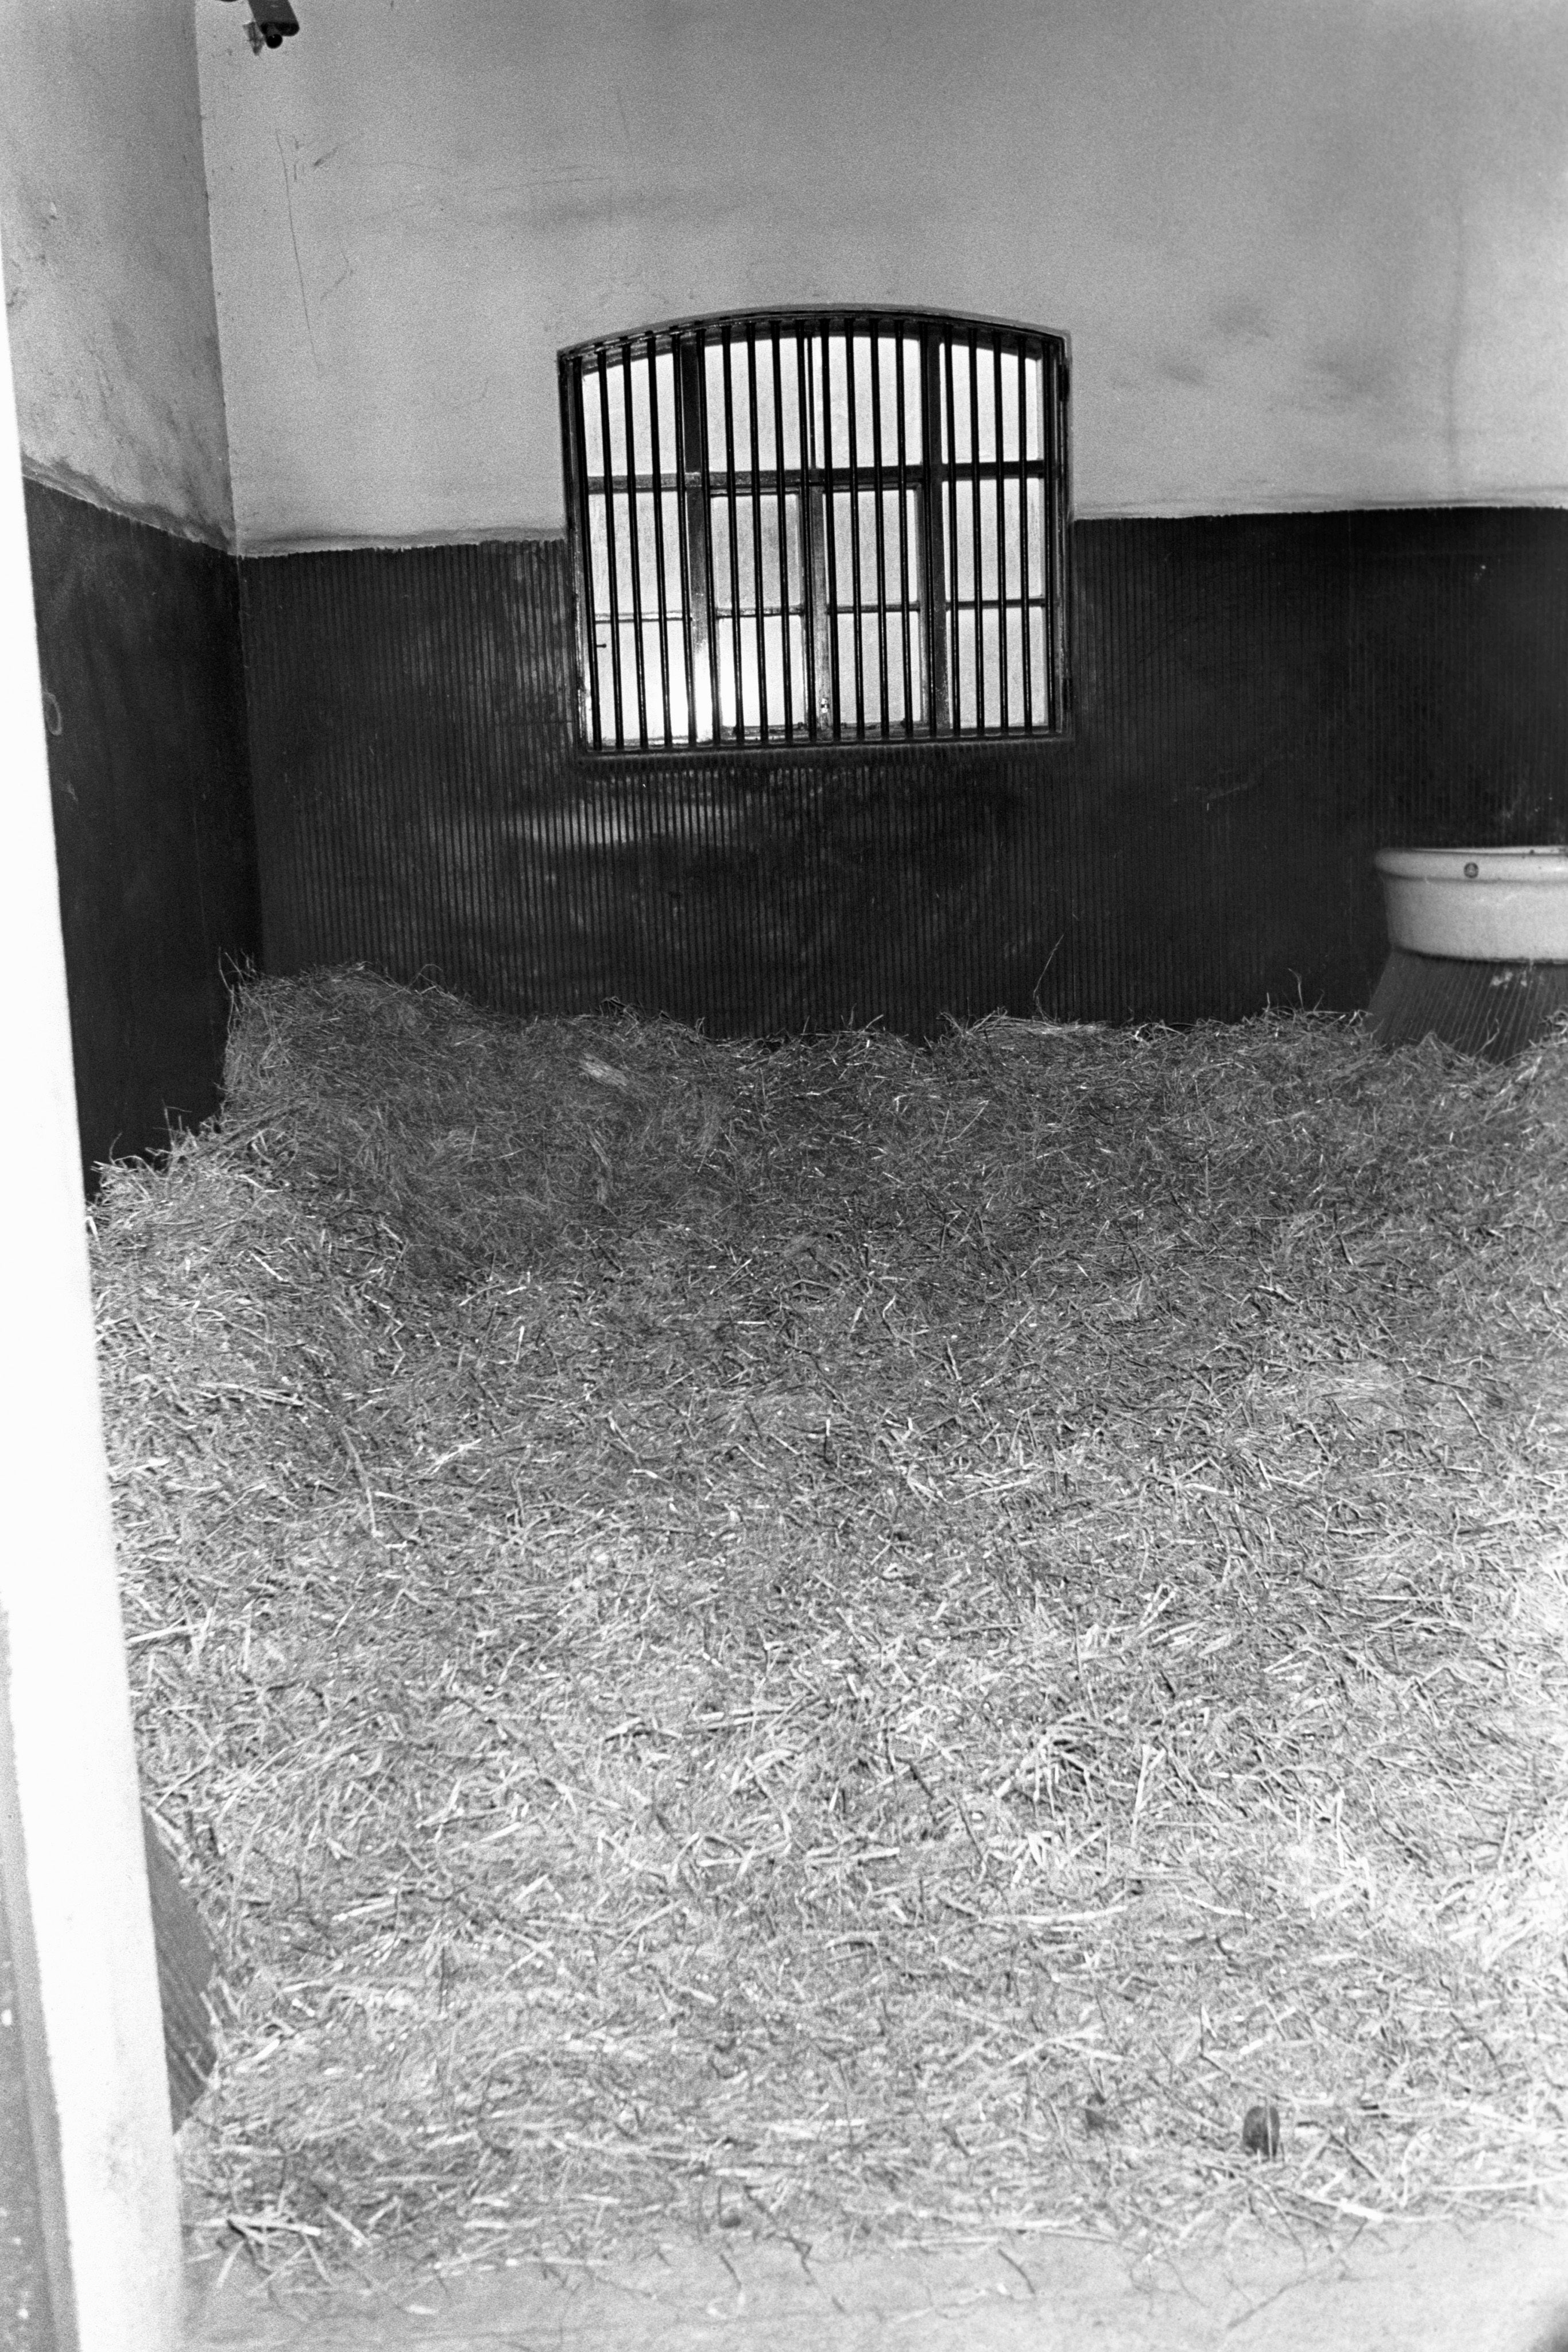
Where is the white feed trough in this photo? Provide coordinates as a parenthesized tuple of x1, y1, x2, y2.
(1370, 845, 1568, 1059)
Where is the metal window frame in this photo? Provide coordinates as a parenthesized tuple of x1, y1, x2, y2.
(559, 306, 1072, 756)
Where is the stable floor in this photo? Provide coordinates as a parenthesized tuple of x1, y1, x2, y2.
(188, 2216, 1568, 2352)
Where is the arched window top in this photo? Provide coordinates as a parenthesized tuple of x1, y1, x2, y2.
(559, 308, 1071, 754)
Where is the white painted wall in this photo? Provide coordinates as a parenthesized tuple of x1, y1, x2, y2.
(0, 0, 233, 542)
(196, 0, 1568, 551)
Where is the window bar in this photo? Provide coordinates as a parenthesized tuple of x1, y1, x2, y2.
(695, 334, 723, 744)
(676, 336, 714, 746)
(645, 337, 675, 748)
(562, 353, 603, 750)
(1055, 345, 1071, 729)
(718, 328, 745, 741)
(1017, 342, 1033, 733)
(770, 328, 796, 741)
(745, 326, 769, 742)
(595, 354, 626, 751)
(568, 311, 1067, 753)
(869, 331, 891, 738)
(893, 330, 914, 732)
(844, 330, 867, 737)
(620, 341, 650, 749)
(942, 332, 962, 732)
(1043, 338, 1053, 724)
(993, 336, 1009, 734)
(669, 338, 696, 745)
(1039, 342, 1055, 733)
(968, 330, 985, 732)
(819, 325, 843, 737)
(796, 328, 825, 738)
(920, 328, 950, 737)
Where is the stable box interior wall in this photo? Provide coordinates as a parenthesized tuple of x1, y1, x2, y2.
(0, 0, 260, 1181)
(203, 0, 1568, 1037)
(239, 508, 1568, 1038)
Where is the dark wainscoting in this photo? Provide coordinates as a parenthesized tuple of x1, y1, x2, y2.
(24, 483, 260, 1182)
(240, 509, 1568, 1039)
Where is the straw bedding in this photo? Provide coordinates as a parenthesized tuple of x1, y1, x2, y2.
(93, 969, 1568, 2277)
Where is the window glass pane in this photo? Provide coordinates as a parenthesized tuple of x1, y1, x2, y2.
(597, 359, 629, 477)
(828, 490, 857, 599)
(1000, 479, 1021, 599)
(998, 351, 1022, 465)
(590, 623, 613, 738)
(833, 616, 861, 727)
(898, 485, 922, 603)
(587, 494, 610, 611)
(822, 334, 850, 464)
(847, 334, 917, 463)
(948, 478, 974, 603)
(646, 349, 678, 477)
(978, 478, 1000, 601)
(715, 614, 801, 737)
(644, 618, 690, 744)
(781, 615, 808, 728)
(633, 494, 663, 602)
(947, 606, 1039, 733)
(827, 489, 917, 612)
(1027, 605, 1048, 717)
(746, 334, 779, 473)
(656, 489, 684, 608)
(776, 488, 803, 610)
(613, 349, 679, 482)
(724, 341, 753, 474)
(710, 497, 803, 614)
(1002, 606, 1038, 728)
(1024, 353, 1043, 461)
(803, 335, 826, 469)
(848, 336, 874, 458)
(621, 357, 648, 478)
(951, 607, 976, 729)
(880, 336, 922, 461)
(775, 336, 804, 472)
(703, 341, 729, 470)
(944, 347, 971, 466)
(973, 349, 997, 465)
(900, 609, 927, 725)
(834, 613, 925, 730)
(978, 605, 1003, 725)
(708, 501, 735, 610)
(580, 369, 605, 479)
(599, 492, 649, 612)
(1021, 478, 1046, 598)
(597, 622, 708, 746)
(589, 492, 659, 615)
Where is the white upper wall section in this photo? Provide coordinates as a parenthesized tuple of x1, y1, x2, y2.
(0, 0, 233, 543)
(197, 0, 1568, 550)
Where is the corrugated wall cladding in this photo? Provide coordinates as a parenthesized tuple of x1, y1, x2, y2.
(26, 482, 260, 1178)
(239, 509, 1568, 1038)
(1369, 949, 1568, 1062)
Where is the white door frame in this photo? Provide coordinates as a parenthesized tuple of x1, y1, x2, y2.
(0, 221, 185, 2352)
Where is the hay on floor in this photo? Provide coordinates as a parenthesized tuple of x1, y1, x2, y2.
(93, 969, 1568, 2281)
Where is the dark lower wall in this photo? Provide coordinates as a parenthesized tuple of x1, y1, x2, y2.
(24, 483, 260, 1179)
(239, 508, 1568, 1038)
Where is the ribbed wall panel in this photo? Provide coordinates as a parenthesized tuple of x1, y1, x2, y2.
(1369, 948, 1568, 1061)
(26, 482, 259, 1179)
(240, 509, 1568, 1038)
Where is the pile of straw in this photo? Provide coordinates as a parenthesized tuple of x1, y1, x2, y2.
(94, 970, 1568, 2278)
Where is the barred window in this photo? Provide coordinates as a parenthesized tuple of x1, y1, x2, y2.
(559, 310, 1070, 752)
